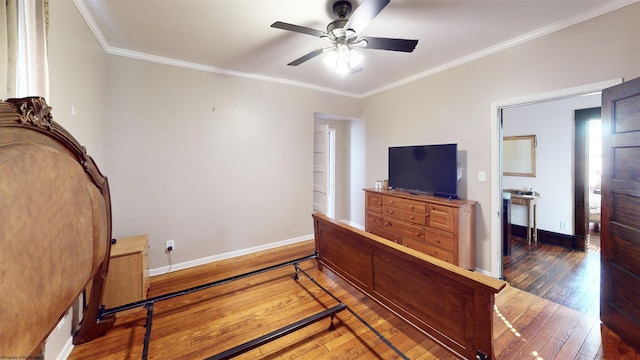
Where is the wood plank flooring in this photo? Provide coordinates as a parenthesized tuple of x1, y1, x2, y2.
(503, 231, 600, 318)
(69, 239, 637, 359)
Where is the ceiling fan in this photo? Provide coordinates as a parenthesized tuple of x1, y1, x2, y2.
(271, 0, 418, 74)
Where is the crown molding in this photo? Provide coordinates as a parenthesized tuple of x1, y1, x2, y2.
(362, 0, 639, 97)
(74, 0, 638, 99)
(105, 47, 361, 98)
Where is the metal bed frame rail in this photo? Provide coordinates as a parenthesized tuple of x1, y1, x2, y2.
(206, 303, 347, 360)
(98, 252, 408, 359)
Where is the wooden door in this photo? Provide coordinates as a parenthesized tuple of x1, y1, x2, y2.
(600, 76, 640, 352)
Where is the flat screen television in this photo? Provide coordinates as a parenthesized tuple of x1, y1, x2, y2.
(388, 143, 458, 199)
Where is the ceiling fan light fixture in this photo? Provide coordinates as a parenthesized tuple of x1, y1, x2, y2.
(323, 44, 362, 74)
(349, 48, 363, 68)
(335, 62, 350, 74)
(323, 48, 338, 68)
(351, 38, 368, 48)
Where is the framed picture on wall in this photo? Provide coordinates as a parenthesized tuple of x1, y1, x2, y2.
(503, 135, 536, 177)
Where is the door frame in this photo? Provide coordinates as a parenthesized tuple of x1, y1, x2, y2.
(489, 79, 622, 278)
(574, 107, 602, 251)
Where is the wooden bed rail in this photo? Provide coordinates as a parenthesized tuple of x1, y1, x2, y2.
(312, 213, 506, 360)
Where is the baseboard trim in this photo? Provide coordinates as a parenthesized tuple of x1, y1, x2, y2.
(55, 337, 74, 360)
(149, 234, 314, 277)
(511, 225, 580, 249)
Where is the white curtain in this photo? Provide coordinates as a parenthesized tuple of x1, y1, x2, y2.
(1, 0, 49, 100)
(1, 1, 18, 99)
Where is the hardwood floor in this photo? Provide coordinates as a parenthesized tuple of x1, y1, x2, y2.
(502, 229, 601, 318)
(69, 239, 638, 359)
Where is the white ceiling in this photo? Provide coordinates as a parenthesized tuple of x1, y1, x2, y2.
(76, 0, 636, 97)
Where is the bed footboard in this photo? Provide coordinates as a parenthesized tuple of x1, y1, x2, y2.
(312, 213, 506, 360)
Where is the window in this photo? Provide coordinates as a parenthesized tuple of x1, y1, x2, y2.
(1, 0, 49, 99)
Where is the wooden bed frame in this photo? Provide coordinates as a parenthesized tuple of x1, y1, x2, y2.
(0, 97, 115, 357)
(313, 213, 506, 360)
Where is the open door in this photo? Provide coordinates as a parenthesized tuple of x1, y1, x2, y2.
(313, 125, 329, 214)
(600, 76, 640, 352)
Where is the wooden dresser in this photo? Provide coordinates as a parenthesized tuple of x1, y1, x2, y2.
(103, 234, 150, 315)
(364, 189, 476, 270)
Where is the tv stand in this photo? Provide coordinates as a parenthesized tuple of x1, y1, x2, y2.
(364, 188, 476, 270)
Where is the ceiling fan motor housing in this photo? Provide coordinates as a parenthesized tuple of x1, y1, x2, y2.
(333, 0, 352, 19)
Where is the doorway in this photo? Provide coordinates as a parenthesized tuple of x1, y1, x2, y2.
(501, 102, 603, 316)
(575, 107, 602, 250)
(588, 119, 602, 234)
(490, 79, 622, 279)
(313, 115, 361, 221)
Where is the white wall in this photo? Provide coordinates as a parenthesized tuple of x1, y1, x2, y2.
(503, 94, 601, 235)
(361, 2, 640, 273)
(106, 56, 361, 271)
(46, 0, 109, 358)
(48, 0, 109, 168)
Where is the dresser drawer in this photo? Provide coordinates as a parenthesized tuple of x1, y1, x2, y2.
(367, 226, 399, 243)
(366, 212, 383, 228)
(383, 196, 426, 213)
(426, 204, 454, 232)
(383, 218, 425, 242)
(422, 244, 454, 264)
(384, 206, 426, 225)
(426, 229, 454, 252)
(403, 237, 429, 253)
(510, 197, 527, 206)
(366, 192, 383, 213)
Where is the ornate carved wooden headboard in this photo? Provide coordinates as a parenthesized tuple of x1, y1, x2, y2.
(0, 97, 115, 357)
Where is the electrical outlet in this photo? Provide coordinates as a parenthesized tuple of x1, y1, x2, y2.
(560, 221, 568, 230)
(166, 240, 175, 251)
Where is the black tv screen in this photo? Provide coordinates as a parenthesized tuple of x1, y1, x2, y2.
(388, 144, 458, 198)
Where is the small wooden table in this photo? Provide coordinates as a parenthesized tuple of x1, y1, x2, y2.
(510, 193, 540, 244)
(103, 234, 149, 315)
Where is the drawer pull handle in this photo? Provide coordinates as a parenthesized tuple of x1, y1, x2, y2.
(436, 238, 441, 243)
(388, 210, 394, 214)
(410, 215, 414, 220)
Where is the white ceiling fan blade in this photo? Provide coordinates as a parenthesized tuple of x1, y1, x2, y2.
(344, 0, 390, 34)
